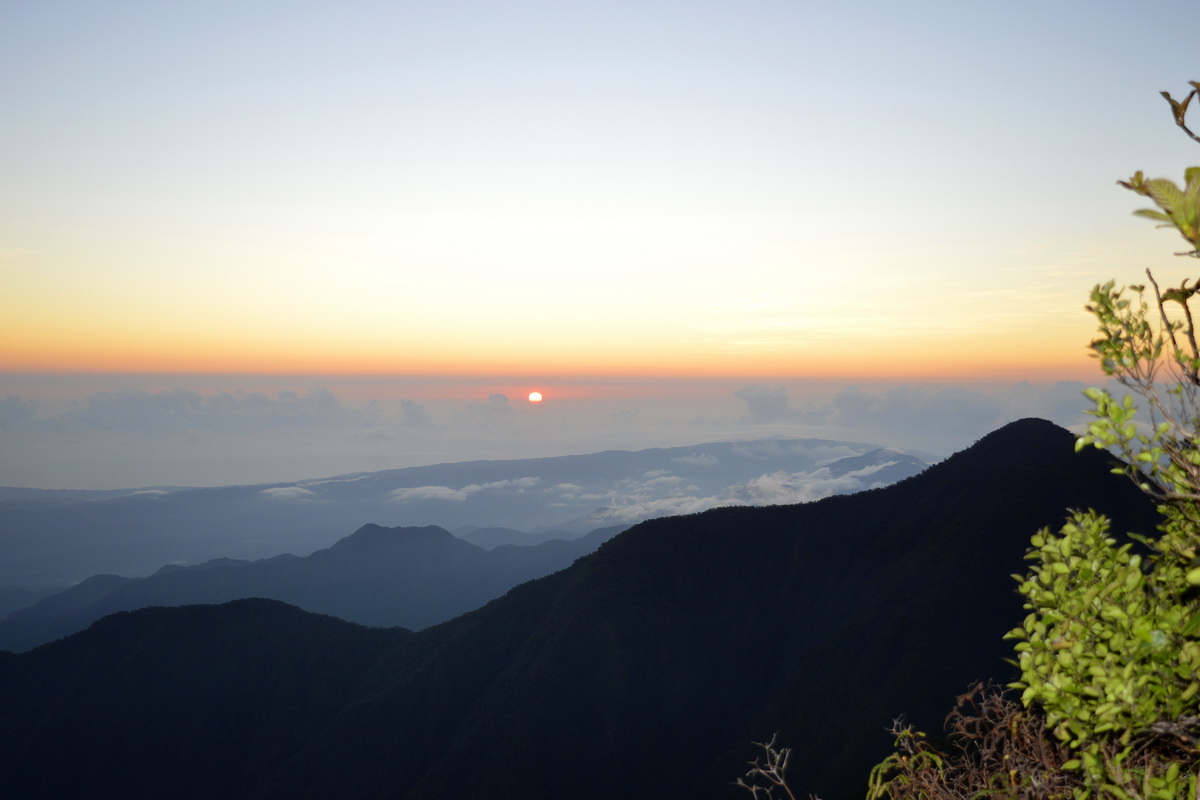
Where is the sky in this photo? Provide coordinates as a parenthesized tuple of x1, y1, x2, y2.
(2, 1, 1199, 489)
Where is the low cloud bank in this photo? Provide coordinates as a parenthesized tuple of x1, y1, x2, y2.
(3, 388, 378, 436)
(733, 380, 1095, 451)
(565, 460, 908, 526)
(389, 477, 540, 503)
(0, 378, 1102, 490)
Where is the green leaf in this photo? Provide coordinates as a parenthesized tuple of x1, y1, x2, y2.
(1133, 209, 1173, 223)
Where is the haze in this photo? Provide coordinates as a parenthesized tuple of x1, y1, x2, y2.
(2, 1, 1197, 488)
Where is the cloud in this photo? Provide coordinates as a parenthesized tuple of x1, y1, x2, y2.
(586, 495, 724, 524)
(772, 381, 1098, 453)
(399, 399, 433, 428)
(642, 475, 684, 488)
(15, 387, 379, 437)
(259, 487, 316, 500)
(389, 485, 471, 502)
(825, 385, 1008, 436)
(672, 453, 718, 467)
(0, 376, 1100, 490)
(0, 395, 38, 429)
(565, 451, 924, 528)
(389, 476, 540, 503)
(727, 465, 889, 505)
(301, 476, 370, 488)
(734, 385, 793, 423)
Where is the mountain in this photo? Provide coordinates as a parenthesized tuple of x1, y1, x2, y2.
(0, 419, 1160, 799)
(0, 437, 927, 588)
(453, 524, 581, 548)
(0, 522, 628, 652)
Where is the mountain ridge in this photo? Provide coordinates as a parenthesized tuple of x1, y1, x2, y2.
(0, 419, 1159, 799)
(0, 522, 629, 652)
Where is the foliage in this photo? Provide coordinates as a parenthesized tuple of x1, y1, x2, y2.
(1006, 510, 1200, 799)
(1009, 81, 1200, 796)
(859, 81, 1200, 800)
(867, 683, 1076, 800)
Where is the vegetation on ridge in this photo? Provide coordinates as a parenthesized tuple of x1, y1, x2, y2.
(735, 81, 1200, 800)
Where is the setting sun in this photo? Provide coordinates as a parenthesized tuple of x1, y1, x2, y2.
(528, 392, 543, 403)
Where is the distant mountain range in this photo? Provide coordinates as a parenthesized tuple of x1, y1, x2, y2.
(0, 522, 628, 652)
(0, 419, 1162, 799)
(0, 436, 928, 587)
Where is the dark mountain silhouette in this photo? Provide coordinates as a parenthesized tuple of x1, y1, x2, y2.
(0, 419, 1160, 800)
(0, 586, 58, 618)
(0, 437, 926, 588)
(454, 524, 580, 548)
(0, 523, 628, 652)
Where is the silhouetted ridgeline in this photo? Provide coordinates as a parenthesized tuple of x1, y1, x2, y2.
(0, 419, 1160, 799)
(0, 522, 627, 652)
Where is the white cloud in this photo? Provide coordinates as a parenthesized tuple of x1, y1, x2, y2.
(259, 487, 316, 500)
(389, 476, 540, 503)
(301, 475, 370, 488)
(643, 475, 684, 488)
(399, 399, 433, 428)
(390, 485, 471, 502)
(671, 453, 718, 467)
(734, 385, 792, 423)
(728, 469, 865, 505)
(127, 489, 172, 498)
(585, 495, 724, 524)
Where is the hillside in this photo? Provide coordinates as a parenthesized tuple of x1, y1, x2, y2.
(0, 419, 1160, 799)
(0, 523, 626, 652)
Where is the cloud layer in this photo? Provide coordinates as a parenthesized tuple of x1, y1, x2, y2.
(0, 378, 1101, 489)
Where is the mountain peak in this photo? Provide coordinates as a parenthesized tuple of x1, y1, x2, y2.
(329, 523, 458, 551)
(960, 417, 1076, 460)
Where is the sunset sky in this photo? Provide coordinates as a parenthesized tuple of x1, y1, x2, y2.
(3, 1, 1199, 488)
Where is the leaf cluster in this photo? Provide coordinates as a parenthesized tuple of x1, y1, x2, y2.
(857, 81, 1200, 800)
(1118, 168, 1200, 257)
(1080, 277, 1200, 524)
(1007, 510, 1200, 798)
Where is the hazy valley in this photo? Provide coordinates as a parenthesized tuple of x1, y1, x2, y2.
(0, 435, 926, 590)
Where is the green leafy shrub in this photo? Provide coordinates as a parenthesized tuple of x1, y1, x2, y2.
(1006, 510, 1200, 799)
(864, 81, 1200, 800)
(735, 78, 1200, 800)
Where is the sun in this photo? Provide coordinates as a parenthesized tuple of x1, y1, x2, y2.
(527, 391, 543, 403)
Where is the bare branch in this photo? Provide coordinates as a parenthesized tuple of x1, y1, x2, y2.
(734, 734, 800, 800)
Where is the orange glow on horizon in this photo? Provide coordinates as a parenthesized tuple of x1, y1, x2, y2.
(2, 349, 1099, 383)
(3, 308, 1098, 383)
